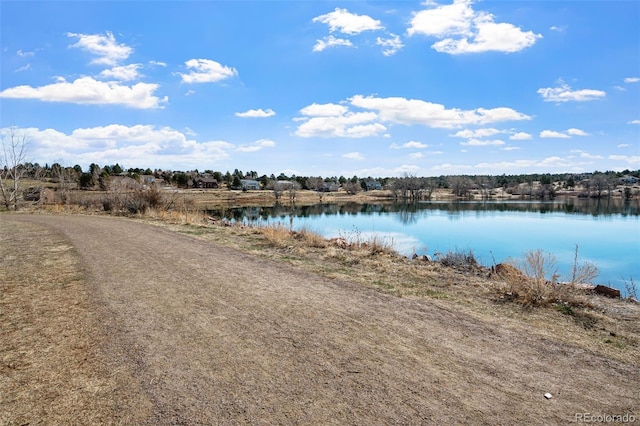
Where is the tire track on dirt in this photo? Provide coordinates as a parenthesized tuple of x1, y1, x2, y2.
(7, 214, 639, 425)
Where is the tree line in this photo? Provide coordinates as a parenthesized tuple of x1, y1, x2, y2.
(2, 128, 639, 210)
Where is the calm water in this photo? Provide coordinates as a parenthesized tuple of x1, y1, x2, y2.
(210, 198, 640, 294)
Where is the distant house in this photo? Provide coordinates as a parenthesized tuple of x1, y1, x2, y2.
(365, 180, 382, 191)
(240, 179, 260, 190)
(191, 178, 219, 189)
(619, 175, 639, 185)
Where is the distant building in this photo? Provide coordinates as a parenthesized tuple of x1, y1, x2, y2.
(191, 178, 219, 189)
(240, 179, 260, 190)
(365, 180, 382, 191)
(619, 175, 639, 185)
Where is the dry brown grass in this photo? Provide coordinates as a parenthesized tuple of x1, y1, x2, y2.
(252, 222, 293, 248)
(154, 217, 639, 366)
(0, 217, 151, 425)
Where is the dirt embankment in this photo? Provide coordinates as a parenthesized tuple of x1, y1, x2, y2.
(1, 213, 638, 425)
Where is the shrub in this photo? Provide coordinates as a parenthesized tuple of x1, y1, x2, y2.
(439, 249, 478, 270)
(497, 248, 592, 308)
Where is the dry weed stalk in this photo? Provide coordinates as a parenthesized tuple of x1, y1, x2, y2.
(499, 248, 595, 308)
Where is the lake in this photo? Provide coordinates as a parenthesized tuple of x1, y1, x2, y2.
(209, 198, 640, 295)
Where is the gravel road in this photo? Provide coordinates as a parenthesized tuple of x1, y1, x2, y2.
(6, 214, 639, 425)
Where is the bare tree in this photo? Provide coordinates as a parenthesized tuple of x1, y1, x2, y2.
(343, 181, 361, 195)
(51, 162, 78, 204)
(267, 179, 284, 202)
(287, 181, 301, 203)
(306, 177, 324, 191)
(475, 176, 494, 200)
(448, 176, 472, 198)
(0, 127, 29, 210)
(591, 173, 612, 198)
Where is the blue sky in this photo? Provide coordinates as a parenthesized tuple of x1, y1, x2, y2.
(1, 0, 638, 177)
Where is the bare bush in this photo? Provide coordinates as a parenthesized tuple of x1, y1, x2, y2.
(499, 249, 592, 308)
(439, 249, 478, 270)
(567, 244, 599, 286)
(624, 277, 638, 301)
(342, 181, 361, 195)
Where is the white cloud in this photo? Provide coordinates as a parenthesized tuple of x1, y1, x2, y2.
(178, 59, 237, 83)
(566, 128, 589, 136)
(390, 141, 429, 149)
(537, 81, 606, 102)
(313, 36, 354, 52)
(618, 144, 631, 148)
(408, 0, 474, 37)
(460, 138, 505, 146)
(376, 34, 404, 56)
(539, 128, 589, 138)
(629, 120, 640, 125)
(67, 31, 132, 66)
(571, 150, 603, 160)
(624, 77, 640, 83)
(295, 109, 385, 138)
(6, 124, 234, 169)
(343, 152, 365, 160)
(99, 64, 142, 81)
(608, 155, 640, 166)
(540, 130, 570, 138)
(313, 8, 383, 34)
(614, 86, 626, 92)
(296, 95, 530, 138)
(235, 108, 276, 118)
(549, 25, 566, 32)
(350, 95, 531, 128)
(501, 146, 521, 151)
(408, 0, 541, 54)
(15, 63, 31, 72)
(300, 103, 349, 117)
(452, 128, 501, 138)
(17, 49, 35, 57)
(0, 76, 166, 109)
(431, 154, 615, 174)
(295, 104, 387, 138)
(236, 139, 276, 152)
(345, 123, 388, 138)
(409, 152, 424, 159)
(149, 60, 167, 67)
(509, 132, 532, 140)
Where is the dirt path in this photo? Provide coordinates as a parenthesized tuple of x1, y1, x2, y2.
(4, 214, 639, 424)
